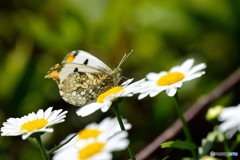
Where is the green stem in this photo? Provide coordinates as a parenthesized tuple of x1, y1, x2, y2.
(174, 93, 198, 159)
(34, 134, 49, 160)
(223, 137, 232, 160)
(112, 99, 136, 160)
(230, 141, 240, 151)
(48, 133, 77, 155)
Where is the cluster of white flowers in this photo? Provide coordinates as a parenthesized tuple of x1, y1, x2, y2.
(3, 56, 240, 159)
(0, 108, 131, 160)
(1, 58, 209, 160)
(53, 117, 131, 160)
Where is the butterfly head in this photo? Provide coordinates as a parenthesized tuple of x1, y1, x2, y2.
(111, 67, 122, 85)
(111, 50, 133, 85)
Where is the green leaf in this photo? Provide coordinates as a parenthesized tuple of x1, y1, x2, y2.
(236, 133, 240, 142)
(162, 156, 170, 160)
(182, 158, 194, 160)
(198, 127, 224, 158)
(230, 133, 240, 151)
(161, 140, 196, 151)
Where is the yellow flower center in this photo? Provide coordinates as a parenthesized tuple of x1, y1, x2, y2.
(20, 119, 48, 132)
(97, 86, 124, 103)
(157, 72, 185, 86)
(78, 129, 102, 140)
(78, 142, 105, 159)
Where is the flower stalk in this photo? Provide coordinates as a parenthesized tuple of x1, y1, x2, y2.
(224, 139, 232, 160)
(174, 93, 198, 159)
(47, 133, 77, 155)
(33, 133, 49, 160)
(112, 98, 136, 160)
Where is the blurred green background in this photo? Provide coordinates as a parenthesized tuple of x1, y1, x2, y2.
(0, 0, 240, 159)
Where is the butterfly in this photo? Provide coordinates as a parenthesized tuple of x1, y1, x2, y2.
(45, 50, 131, 106)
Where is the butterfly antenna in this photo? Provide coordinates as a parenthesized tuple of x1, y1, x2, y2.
(117, 49, 133, 69)
(121, 76, 129, 81)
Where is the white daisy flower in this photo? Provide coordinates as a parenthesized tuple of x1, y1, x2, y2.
(55, 117, 131, 152)
(53, 131, 129, 160)
(77, 78, 145, 117)
(1, 107, 68, 140)
(136, 58, 206, 99)
(218, 104, 240, 139)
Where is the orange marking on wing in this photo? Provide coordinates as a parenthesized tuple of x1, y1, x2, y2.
(50, 70, 60, 81)
(65, 53, 75, 62)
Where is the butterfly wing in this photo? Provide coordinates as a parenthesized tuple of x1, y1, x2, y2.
(45, 50, 117, 106)
(63, 50, 112, 73)
(58, 63, 114, 106)
(59, 62, 105, 83)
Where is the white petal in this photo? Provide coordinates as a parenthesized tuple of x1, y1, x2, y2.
(218, 104, 240, 138)
(106, 132, 129, 151)
(98, 117, 112, 129)
(89, 152, 112, 160)
(43, 128, 54, 133)
(218, 106, 240, 121)
(146, 72, 160, 81)
(184, 72, 205, 81)
(85, 123, 98, 129)
(219, 117, 239, 132)
(44, 107, 54, 119)
(98, 117, 131, 139)
(122, 121, 132, 130)
(101, 102, 112, 112)
(166, 87, 177, 97)
(169, 66, 180, 72)
(36, 109, 44, 119)
(47, 109, 63, 122)
(149, 90, 161, 97)
(138, 91, 151, 100)
(122, 78, 146, 95)
(53, 147, 78, 160)
(225, 127, 238, 139)
(120, 79, 134, 87)
(47, 111, 68, 126)
(188, 63, 206, 75)
(22, 133, 32, 140)
(180, 59, 194, 73)
(88, 152, 112, 160)
(174, 82, 183, 88)
(76, 103, 102, 117)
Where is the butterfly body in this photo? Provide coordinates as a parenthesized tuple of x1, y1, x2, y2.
(45, 50, 121, 106)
